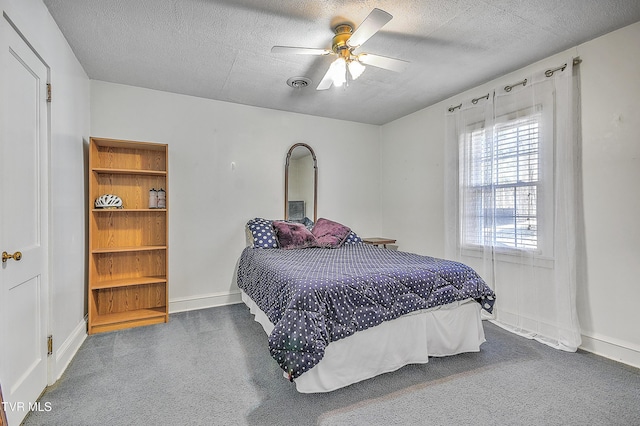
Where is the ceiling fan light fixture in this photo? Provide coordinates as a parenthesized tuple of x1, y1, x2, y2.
(348, 59, 366, 80)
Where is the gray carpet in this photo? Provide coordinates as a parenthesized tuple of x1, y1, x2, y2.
(24, 304, 640, 426)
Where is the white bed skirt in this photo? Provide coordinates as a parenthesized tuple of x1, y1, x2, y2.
(241, 291, 485, 393)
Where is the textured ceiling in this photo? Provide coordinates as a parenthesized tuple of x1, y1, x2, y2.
(43, 0, 640, 125)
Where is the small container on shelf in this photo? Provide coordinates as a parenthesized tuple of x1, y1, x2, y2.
(157, 188, 166, 209)
(149, 188, 158, 208)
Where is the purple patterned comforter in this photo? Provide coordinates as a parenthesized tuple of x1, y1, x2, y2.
(236, 244, 495, 379)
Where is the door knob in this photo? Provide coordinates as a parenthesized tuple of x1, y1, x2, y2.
(2, 251, 22, 263)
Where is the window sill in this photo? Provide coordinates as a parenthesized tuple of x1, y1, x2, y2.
(460, 246, 554, 269)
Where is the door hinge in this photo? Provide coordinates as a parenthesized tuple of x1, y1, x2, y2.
(46, 83, 52, 103)
(47, 335, 53, 356)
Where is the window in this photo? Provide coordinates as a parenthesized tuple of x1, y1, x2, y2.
(460, 107, 550, 254)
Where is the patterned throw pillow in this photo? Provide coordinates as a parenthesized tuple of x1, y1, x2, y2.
(272, 221, 318, 249)
(343, 231, 363, 245)
(311, 218, 351, 248)
(246, 218, 279, 249)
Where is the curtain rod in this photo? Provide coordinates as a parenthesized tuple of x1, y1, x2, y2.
(447, 57, 582, 112)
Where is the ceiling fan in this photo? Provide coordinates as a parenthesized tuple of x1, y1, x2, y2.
(272, 8, 409, 90)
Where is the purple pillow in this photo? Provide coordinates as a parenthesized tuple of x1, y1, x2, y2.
(272, 221, 318, 249)
(311, 218, 351, 248)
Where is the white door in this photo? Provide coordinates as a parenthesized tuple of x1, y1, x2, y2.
(0, 17, 50, 426)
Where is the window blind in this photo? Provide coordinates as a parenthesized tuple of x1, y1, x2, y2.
(462, 114, 541, 250)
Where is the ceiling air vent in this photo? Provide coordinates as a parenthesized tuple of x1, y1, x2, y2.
(286, 77, 312, 88)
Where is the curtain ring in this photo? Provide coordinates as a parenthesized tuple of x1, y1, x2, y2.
(504, 78, 527, 92)
(545, 63, 567, 77)
(472, 93, 489, 104)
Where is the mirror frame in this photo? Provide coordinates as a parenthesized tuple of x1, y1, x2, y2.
(284, 143, 317, 223)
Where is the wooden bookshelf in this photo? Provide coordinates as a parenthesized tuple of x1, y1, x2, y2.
(88, 137, 169, 334)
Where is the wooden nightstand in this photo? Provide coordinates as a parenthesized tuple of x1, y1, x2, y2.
(363, 237, 397, 248)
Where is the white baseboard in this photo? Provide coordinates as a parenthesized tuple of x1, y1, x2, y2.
(580, 333, 640, 370)
(50, 317, 87, 384)
(169, 291, 242, 313)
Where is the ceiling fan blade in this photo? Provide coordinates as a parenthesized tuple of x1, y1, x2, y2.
(347, 8, 392, 48)
(359, 53, 409, 73)
(316, 65, 334, 90)
(271, 46, 332, 56)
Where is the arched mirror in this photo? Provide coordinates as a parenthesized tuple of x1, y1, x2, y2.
(285, 143, 317, 223)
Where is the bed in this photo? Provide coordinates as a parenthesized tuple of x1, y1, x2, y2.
(237, 218, 495, 392)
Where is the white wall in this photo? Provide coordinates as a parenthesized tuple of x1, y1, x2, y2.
(1, 0, 90, 382)
(380, 22, 640, 367)
(380, 107, 445, 256)
(576, 22, 640, 365)
(90, 81, 381, 311)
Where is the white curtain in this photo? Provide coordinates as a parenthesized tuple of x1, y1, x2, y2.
(444, 58, 582, 351)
